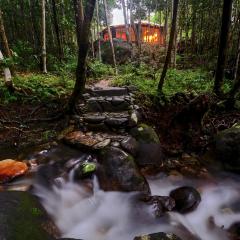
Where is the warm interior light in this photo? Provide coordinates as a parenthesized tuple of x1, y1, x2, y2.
(144, 31, 158, 43)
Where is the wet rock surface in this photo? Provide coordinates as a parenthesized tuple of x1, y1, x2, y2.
(169, 186, 201, 213)
(134, 232, 182, 240)
(0, 191, 59, 240)
(0, 159, 28, 183)
(97, 147, 150, 194)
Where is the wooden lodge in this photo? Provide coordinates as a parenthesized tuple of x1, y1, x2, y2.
(102, 22, 165, 45)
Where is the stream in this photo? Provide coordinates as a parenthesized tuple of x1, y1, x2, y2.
(1, 144, 240, 240)
(16, 145, 238, 240)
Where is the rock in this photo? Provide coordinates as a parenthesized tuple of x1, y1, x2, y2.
(146, 195, 175, 217)
(134, 232, 182, 240)
(214, 123, 240, 172)
(228, 222, 240, 239)
(101, 39, 132, 64)
(120, 137, 139, 157)
(93, 139, 111, 149)
(169, 186, 201, 213)
(63, 131, 111, 151)
(111, 96, 126, 105)
(105, 117, 129, 128)
(96, 147, 150, 194)
(74, 162, 97, 180)
(89, 87, 128, 97)
(130, 124, 160, 144)
(83, 115, 106, 124)
(0, 159, 28, 183)
(135, 143, 165, 170)
(0, 191, 59, 240)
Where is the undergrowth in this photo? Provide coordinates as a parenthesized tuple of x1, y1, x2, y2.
(113, 63, 232, 98)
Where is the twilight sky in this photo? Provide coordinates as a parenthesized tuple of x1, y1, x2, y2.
(112, 8, 124, 25)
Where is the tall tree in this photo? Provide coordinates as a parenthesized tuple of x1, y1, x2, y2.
(158, 0, 179, 93)
(214, 0, 233, 96)
(41, 0, 47, 73)
(103, 0, 118, 74)
(68, 0, 96, 111)
(121, 0, 130, 43)
(96, 0, 102, 61)
(51, 0, 64, 61)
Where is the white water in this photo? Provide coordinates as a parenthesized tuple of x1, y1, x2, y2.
(35, 174, 240, 240)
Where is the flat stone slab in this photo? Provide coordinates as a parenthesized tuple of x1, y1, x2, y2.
(63, 131, 128, 151)
(0, 159, 28, 183)
(88, 87, 128, 96)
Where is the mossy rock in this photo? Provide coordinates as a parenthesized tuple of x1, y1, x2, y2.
(130, 124, 160, 144)
(215, 123, 240, 172)
(134, 232, 182, 240)
(0, 191, 59, 240)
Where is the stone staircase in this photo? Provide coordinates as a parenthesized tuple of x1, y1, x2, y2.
(75, 86, 140, 134)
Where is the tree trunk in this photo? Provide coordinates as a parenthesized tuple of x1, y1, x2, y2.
(214, 0, 233, 96)
(0, 50, 14, 92)
(41, 0, 47, 73)
(96, 0, 102, 61)
(51, 0, 64, 61)
(0, 10, 11, 58)
(164, 0, 169, 53)
(158, 0, 179, 93)
(234, 31, 240, 82)
(121, 0, 130, 43)
(68, 0, 96, 112)
(103, 0, 118, 74)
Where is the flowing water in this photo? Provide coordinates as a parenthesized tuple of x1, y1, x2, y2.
(33, 154, 240, 240)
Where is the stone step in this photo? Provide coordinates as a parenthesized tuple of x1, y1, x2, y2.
(86, 87, 129, 97)
(84, 96, 132, 112)
(78, 111, 139, 131)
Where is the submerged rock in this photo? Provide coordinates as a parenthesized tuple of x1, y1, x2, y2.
(214, 123, 240, 172)
(96, 147, 150, 194)
(134, 232, 182, 240)
(169, 186, 201, 213)
(0, 159, 28, 183)
(130, 124, 160, 144)
(0, 191, 59, 240)
(146, 195, 176, 217)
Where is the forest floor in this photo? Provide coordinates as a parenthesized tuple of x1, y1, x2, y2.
(0, 66, 239, 159)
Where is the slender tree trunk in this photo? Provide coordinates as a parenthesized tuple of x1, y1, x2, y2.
(103, 0, 117, 74)
(0, 10, 11, 58)
(68, 0, 96, 112)
(158, 0, 179, 93)
(96, 0, 102, 61)
(214, 0, 233, 96)
(234, 31, 240, 82)
(0, 50, 14, 92)
(130, 0, 138, 45)
(51, 0, 64, 60)
(164, 0, 169, 53)
(41, 0, 47, 73)
(121, 0, 130, 43)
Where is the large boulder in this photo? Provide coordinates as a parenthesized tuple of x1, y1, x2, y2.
(96, 147, 150, 194)
(134, 232, 182, 240)
(0, 191, 59, 240)
(169, 186, 201, 213)
(101, 39, 132, 64)
(214, 123, 240, 172)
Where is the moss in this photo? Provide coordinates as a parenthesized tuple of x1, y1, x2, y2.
(130, 123, 160, 144)
(8, 192, 54, 240)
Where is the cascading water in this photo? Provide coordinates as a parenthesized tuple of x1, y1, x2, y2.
(34, 163, 240, 240)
